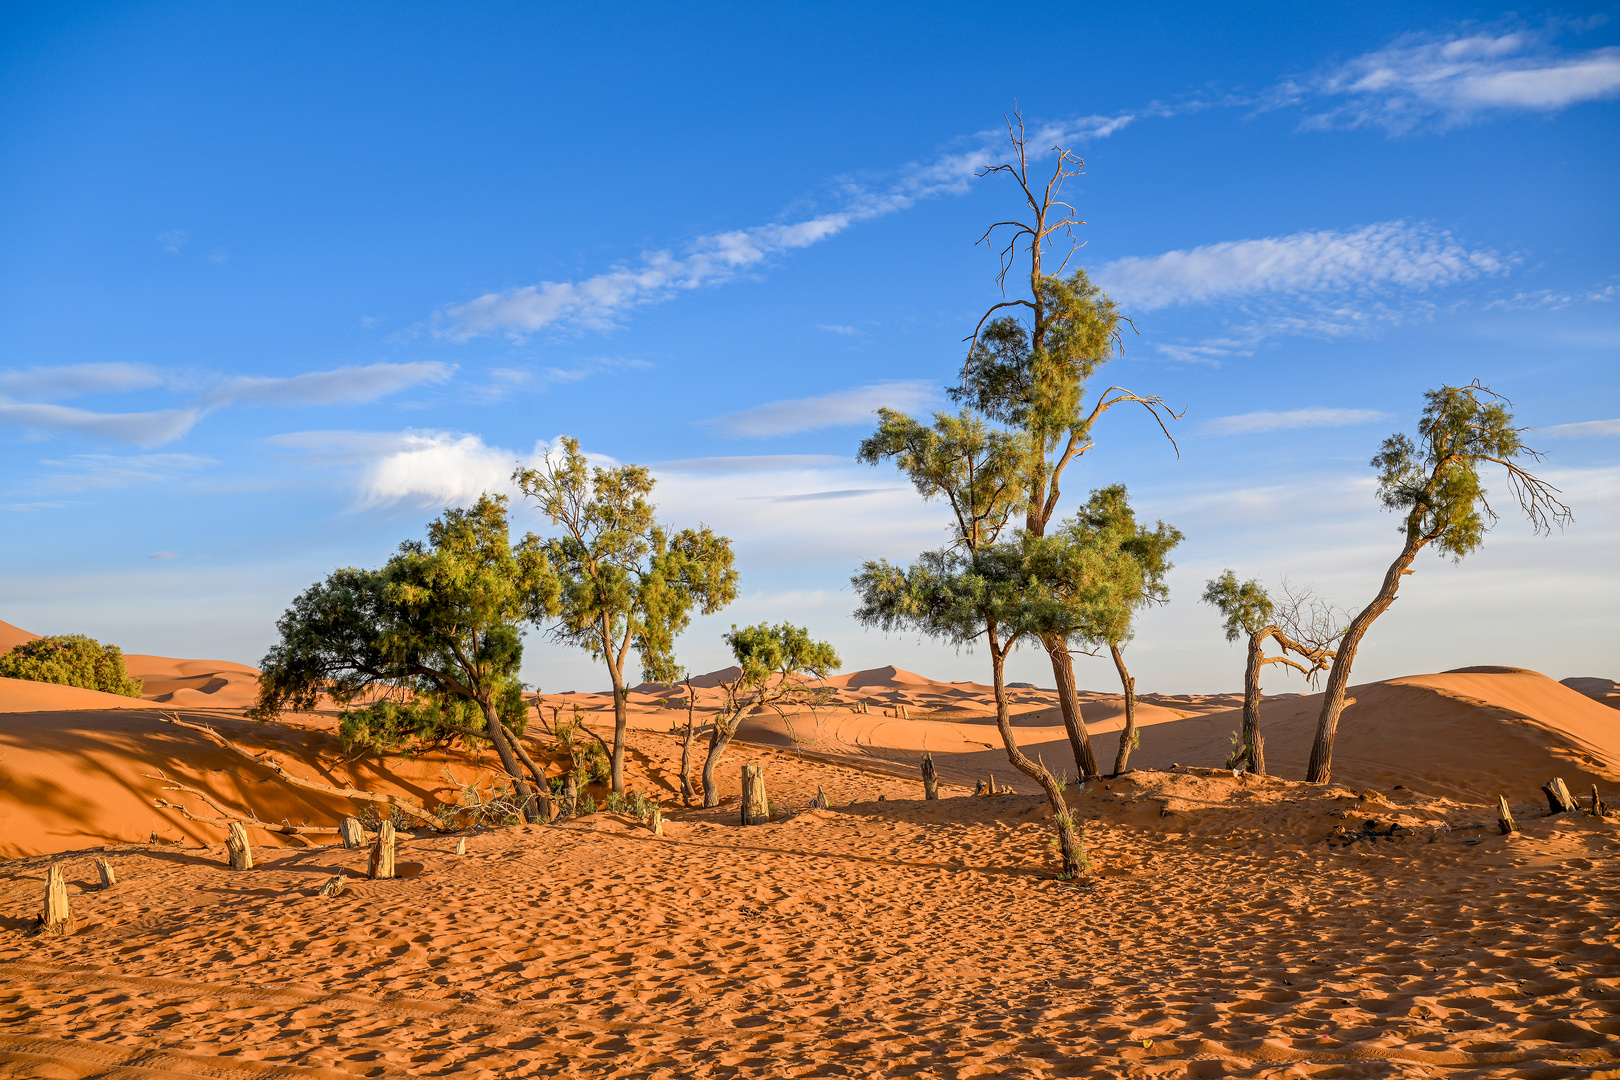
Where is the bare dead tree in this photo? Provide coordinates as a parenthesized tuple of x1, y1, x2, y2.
(146, 770, 341, 847)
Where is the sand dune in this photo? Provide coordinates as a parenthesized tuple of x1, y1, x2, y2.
(0, 621, 37, 655)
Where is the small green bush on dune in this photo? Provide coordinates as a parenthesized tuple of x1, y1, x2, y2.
(0, 634, 143, 697)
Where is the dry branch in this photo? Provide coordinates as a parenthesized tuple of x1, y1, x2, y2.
(146, 772, 338, 847)
(161, 714, 443, 830)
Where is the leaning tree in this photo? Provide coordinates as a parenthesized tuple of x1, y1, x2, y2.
(1304, 382, 1571, 784)
(514, 437, 739, 793)
(254, 494, 558, 819)
(950, 110, 1180, 780)
(1200, 572, 1339, 776)
(695, 622, 840, 808)
(856, 408, 1092, 879)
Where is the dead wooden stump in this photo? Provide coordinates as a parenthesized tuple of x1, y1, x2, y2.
(1543, 778, 1578, 815)
(226, 821, 253, 870)
(563, 773, 578, 817)
(454, 837, 466, 856)
(368, 820, 395, 880)
(94, 857, 116, 890)
(809, 786, 829, 810)
(40, 864, 73, 935)
(740, 765, 769, 826)
(898, 704, 909, 720)
(319, 871, 346, 898)
(921, 752, 939, 800)
(651, 806, 664, 836)
(339, 817, 364, 849)
(1592, 785, 1608, 818)
(1497, 795, 1517, 835)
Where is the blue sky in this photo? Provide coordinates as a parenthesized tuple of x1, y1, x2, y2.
(3, 2, 1617, 695)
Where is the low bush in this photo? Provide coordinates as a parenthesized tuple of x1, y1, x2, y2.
(0, 635, 142, 697)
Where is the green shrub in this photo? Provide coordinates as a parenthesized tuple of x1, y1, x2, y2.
(0, 635, 142, 697)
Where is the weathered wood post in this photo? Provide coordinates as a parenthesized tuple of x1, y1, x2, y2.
(94, 857, 116, 889)
(1496, 795, 1517, 835)
(563, 773, 578, 817)
(454, 837, 466, 856)
(1592, 785, 1609, 818)
(41, 863, 72, 935)
(741, 765, 769, 825)
(651, 806, 664, 836)
(319, 870, 346, 898)
(339, 817, 364, 849)
(1543, 778, 1578, 815)
(809, 785, 828, 810)
(368, 820, 395, 880)
(226, 821, 253, 870)
(899, 704, 909, 720)
(921, 752, 939, 800)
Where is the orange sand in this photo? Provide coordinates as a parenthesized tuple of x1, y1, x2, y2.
(2, 622, 1618, 1076)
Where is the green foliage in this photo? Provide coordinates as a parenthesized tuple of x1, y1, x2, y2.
(254, 494, 547, 758)
(1373, 382, 1568, 560)
(725, 621, 840, 690)
(1200, 570, 1274, 642)
(513, 436, 739, 685)
(0, 635, 142, 697)
(858, 409, 1029, 550)
(577, 793, 597, 816)
(604, 789, 656, 821)
(953, 269, 1125, 443)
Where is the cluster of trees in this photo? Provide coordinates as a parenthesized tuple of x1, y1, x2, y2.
(0, 634, 142, 697)
(249, 113, 1571, 866)
(853, 115, 1571, 872)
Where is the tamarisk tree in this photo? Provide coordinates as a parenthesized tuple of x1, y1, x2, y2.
(1305, 382, 1571, 784)
(697, 623, 840, 808)
(514, 437, 739, 793)
(951, 110, 1180, 780)
(1200, 573, 1339, 775)
(254, 494, 557, 819)
(856, 409, 1092, 879)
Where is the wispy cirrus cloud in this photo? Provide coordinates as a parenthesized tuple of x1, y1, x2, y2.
(202, 361, 453, 407)
(701, 380, 941, 439)
(1539, 418, 1620, 438)
(1201, 408, 1391, 436)
(34, 452, 214, 493)
(1280, 25, 1620, 134)
(1097, 221, 1508, 312)
(0, 363, 168, 400)
(435, 113, 1141, 341)
(0, 402, 199, 446)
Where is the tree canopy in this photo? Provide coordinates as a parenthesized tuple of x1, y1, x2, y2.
(254, 494, 556, 815)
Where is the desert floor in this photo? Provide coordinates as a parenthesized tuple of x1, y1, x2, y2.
(2, 618, 1617, 1077)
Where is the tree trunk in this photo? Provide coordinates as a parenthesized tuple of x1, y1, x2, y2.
(226, 821, 253, 870)
(1044, 634, 1099, 779)
(741, 764, 769, 825)
(701, 723, 738, 808)
(1543, 778, 1578, 815)
(609, 675, 628, 794)
(679, 699, 698, 808)
(42, 864, 72, 934)
(368, 820, 395, 879)
(987, 622, 1085, 879)
(1306, 532, 1424, 784)
(1109, 644, 1139, 775)
(339, 817, 364, 849)
(479, 698, 538, 821)
(1496, 795, 1517, 835)
(921, 751, 940, 799)
(499, 718, 553, 820)
(1242, 629, 1268, 775)
(94, 858, 116, 889)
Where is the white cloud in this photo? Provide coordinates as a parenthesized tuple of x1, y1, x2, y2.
(1202, 408, 1391, 435)
(203, 362, 453, 407)
(34, 453, 214, 493)
(157, 230, 188, 253)
(702, 380, 941, 439)
(0, 402, 199, 446)
(0, 363, 167, 400)
(436, 113, 1139, 340)
(1539, 418, 1620, 438)
(1097, 221, 1508, 311)
(1293, 27, 1620, 133)
(267, 429, 540, 508)
(818, 324, 859, 336)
